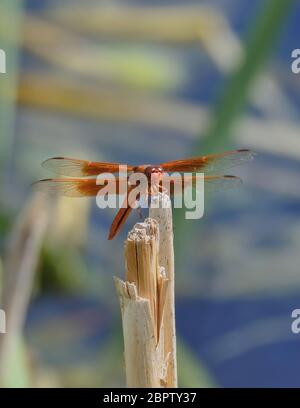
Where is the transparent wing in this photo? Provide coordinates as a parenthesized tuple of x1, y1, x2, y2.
(202, 175, 242, 193)
(160, 149, 254, 173)
(163, 174, 242, 195)
(42, 157, 134, 177)
(32, 177, 129, 197)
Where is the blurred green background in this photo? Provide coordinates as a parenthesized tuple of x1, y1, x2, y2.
(0, 0, 300, 387)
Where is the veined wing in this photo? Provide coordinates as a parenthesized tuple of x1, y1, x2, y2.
(32, 177, 129, 197)
(42, 157, 134, 176)
(160, 149, 254, 173)
(162, 174, 242, 194)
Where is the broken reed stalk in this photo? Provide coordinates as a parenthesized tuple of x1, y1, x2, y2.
(114, 192, 177, 388)
(149, 193, 177, 388)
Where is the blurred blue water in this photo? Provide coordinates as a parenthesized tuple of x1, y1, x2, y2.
(177, 295, 300, 387)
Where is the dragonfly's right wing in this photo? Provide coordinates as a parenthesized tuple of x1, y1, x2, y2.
(32, 177, 129, 197)
(42, 157, 134, 176)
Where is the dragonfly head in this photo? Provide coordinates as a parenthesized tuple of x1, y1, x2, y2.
(144, 166, 163, 181)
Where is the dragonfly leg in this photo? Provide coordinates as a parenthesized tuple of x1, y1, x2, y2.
(136, 206, 143, 220)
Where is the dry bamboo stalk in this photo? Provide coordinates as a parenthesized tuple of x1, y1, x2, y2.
(150, 193, 177, 388)
(114, 219, 169, 387)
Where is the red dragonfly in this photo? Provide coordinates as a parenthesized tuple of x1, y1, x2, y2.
(33, 149, 253, 240)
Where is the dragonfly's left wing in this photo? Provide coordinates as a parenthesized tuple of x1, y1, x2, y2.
(160, 149, 254, 173)
(162, 174, 242, 194)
